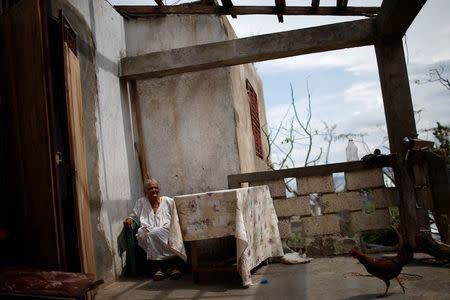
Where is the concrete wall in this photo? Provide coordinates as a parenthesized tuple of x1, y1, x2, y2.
(272, 168, 398, 256)
(126, 15, 269, 196)
(134, 69, 240, 197)
(48, 0, 142, 283)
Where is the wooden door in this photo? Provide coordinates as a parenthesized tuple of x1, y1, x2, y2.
(0, 0, 61, 268)
(62, 37, 96, 276)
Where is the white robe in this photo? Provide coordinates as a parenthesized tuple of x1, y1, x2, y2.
(129, 196, 177, 261)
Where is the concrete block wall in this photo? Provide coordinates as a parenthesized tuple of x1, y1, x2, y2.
(232, 155, 445, 255)
(321, 192, 361, 213)
(273, 196, 311, 217)
(296, 174, 335, 195)
(250, 180, 286, 199)
(345, 168, 385, 191)
(351, 210, 392, 231)
(266, 167, 399, 256)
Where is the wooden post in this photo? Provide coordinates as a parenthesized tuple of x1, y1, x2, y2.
(129, 80, 149, 182)
(375, 38, 418, 247)
(190, 241, 200, 283)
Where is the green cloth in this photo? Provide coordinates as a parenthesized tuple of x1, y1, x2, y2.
(125, 221, 137, 276)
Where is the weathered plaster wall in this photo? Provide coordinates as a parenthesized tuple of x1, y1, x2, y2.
(47, 0, 142, 283)
(125, 15, 231, 55)
(135, 69, 240, 196)
(126, 15, 268, 196)
(126, 15, 240, 196)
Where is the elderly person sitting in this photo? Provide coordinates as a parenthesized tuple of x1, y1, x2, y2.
(124, 179, 181, 280)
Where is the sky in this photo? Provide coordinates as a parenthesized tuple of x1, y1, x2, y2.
(109, 0, 450, 167)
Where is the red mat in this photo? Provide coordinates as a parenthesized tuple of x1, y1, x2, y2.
(0, 266, 98, 298)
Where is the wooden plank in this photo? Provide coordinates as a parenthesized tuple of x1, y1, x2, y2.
(370, 38, 418, 249)
(375, 39, 416, 156)
(0, 0, 61, 268)
(228, 155, 396, 188)
(311, 0, 320, 9)
(201, 0, 216, 5)
(336, 0, 348, 9)
(190, 241, 200, 283)
(410, 150, 450, 243)
(130, 80, 149, 182)
(376, 0, 427, 38)
(392, 160, 418, 247)
(120, 18, 376, 80)
(221, 0, 236, 18)
(221, 0, 233, 8)
(115, 5, 379, 16)
(63, 43, 96, 277)
(374, 37, 423, 246)
(275, 0, 286, 23)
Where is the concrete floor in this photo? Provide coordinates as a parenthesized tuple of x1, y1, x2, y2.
(94, 253, 449, 300)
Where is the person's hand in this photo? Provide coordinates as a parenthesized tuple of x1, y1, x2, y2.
(123, 218, 134, 230)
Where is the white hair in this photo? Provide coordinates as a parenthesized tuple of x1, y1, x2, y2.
(144, 178, 158, 189)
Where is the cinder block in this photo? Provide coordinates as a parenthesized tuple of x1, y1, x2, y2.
(351, 209, 391, 231)
(373, 188, 399, 208)
(278, 217, 291, 239)
(296, 175, 334, 195)
(305, 233, 362, 257)
(273, 196, 311, 217)
(333, 234, 362, 255)
(250, 180, 286, 199)
(412, 163, 429, 186)
(301, 215, 340, 237)
(345, 168, 384, 191)
(321, 192, 361, 213)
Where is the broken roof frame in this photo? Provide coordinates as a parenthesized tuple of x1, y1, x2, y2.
(115, 0, 379, 21)
(116, 0, 426, 82)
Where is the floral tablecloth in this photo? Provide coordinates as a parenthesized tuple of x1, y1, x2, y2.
(168, 185, 284, 286)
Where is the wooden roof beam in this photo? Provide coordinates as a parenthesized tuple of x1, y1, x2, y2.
(376, 0, 427, 39)
(120, 18, 376, 80)
(201, 0, 216, 5)
(336, 0, 348, 9)
(114, 5, 380, 17)
(275, 0, 286, 23)
(311, 0, 320, 9)
(221, 0, 236, 18)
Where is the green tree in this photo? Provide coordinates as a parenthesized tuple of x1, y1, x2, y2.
(431, 122, 450, 163)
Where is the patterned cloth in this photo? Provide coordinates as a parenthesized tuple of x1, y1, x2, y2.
(168, 185, 284, 286)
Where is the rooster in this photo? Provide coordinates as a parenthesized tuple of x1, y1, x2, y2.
(350, 244, 414, 297)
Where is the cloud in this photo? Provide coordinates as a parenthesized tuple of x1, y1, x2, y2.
(256, 46, 378, 75)
(231, 0, 450, 78)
